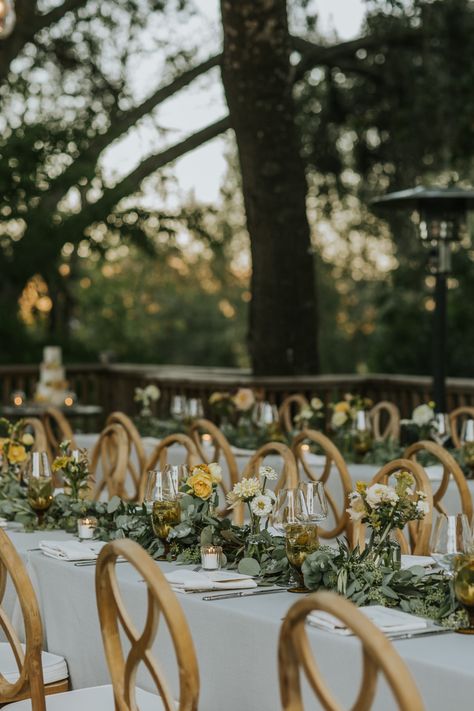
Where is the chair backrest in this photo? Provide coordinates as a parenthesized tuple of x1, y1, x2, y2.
(42, 407, 76, 458)
(106, 412, 147, 501)
(188, 419, 240, 513)
(19, 418, 49, 454)
(369, 401, 401, 442)
(0, 528, 46, 710)
(405, 440, 473, 520)
(292, 429, 354, 544)
(91, 423, 129, 500)
(278, 394, 310, 434)
(141, 433, 200, 501)
(361, 458, 433, 555)
(96, 539, 199, 711)
(449, 406, 474, 448)
(279, 591, 425, 711)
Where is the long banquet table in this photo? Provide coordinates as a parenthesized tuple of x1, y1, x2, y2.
(6, 529, 474, 711)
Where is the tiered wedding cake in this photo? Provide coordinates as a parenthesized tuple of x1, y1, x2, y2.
(35, 346, 69, 406)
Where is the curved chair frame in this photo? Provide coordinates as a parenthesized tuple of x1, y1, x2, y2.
(279, 591, 425, 711)
(405, 440, 473, 520)
(140, 433, 200, 501)
(0, 529, 68, 710)
(369, 401, 400, 442)
(18, 418, 49, 454)
(449, 406, 474, 448)
(292, 430, 354, 544)
(42, 407, 76, 459)
(106, 412, 147, 501)
(91, 423, 129, 500)
(278, 394, 310, 434)
(96, 539, 199, 711)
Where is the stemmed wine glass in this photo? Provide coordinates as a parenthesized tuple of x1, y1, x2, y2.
(430, 514, 472, 573)
(144, 469, 181, 553)
(430, 413, 451, 447)
(186, 398, 204, 420)
(253, 401, 279, 428)
(460, 419, 474, 475)
(270, 488, 319, 593)
(296, 481, 329, 524)
(170, 395, 187, 422)
(26, 452, 54, 524)
(351, 410, 373, 457)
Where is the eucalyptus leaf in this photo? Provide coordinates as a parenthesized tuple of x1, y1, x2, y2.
(238, 557, 261, 577)
(107, 496, 122, 514)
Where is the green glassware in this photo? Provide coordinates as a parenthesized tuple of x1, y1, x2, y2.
(285, 523, 319, 593)
(151, 499, 181, 539)
(454, 555, 474, 634)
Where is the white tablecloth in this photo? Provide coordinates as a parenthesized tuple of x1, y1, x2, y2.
(5, 529, 474, 710)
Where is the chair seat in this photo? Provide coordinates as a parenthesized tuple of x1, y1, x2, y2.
(0, 643, 68, 685)
(4, 684, 165, 710)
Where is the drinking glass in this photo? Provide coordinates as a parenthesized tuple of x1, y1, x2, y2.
(351, 410, 373, 456)
(253, 401, 279, 428)
(161, 464, 188, 497)
(144, 469, 181, 544)
(187, 398, 204, 420)
(26, 452, 54, 523)
(430, 514, 472, 573)
(430, 413, 451, 447)
(297, 481, 328, 523)
(170, 395, 187, 422)
(270, 489, 319, 593)
(461, 419, 474, 474)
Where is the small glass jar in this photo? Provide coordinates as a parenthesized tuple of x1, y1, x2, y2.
(77, 517, 97, 540)
(200, 545, 223, 571)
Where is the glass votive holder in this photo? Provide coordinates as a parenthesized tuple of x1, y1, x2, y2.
(11, 390, 26, 407)
(200, 545, 223, 571)
(77, 516, 97, 540)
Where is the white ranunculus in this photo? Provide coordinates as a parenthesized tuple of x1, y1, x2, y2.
(311, 397, 324, 410)
(145, 384, 160, 400)
(365, 483, 399, 508)
(412, 404, 434, 427)
(259, 465, 278, 480)
(208, 462, 222, 484)
(250, 495, 273, 517)
(331, 411, 348, 428)
(228, 477, 261, 502)
(416, 499, 430, 515)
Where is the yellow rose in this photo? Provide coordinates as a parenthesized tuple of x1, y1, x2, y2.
(22, 433, 35, 447)
(7, 443, 27, 464)
(334, 401, 350, 413)
(186, 468, 213, 500)
(52, 455, 70, 472)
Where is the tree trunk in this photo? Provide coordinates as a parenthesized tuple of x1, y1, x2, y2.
(220, 0, 319, 375)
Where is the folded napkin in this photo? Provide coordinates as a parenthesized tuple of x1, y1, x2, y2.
(39, 540, 105, 561)
(401, 554, 434, 569)
(165, 569, 258, 593)
(308, 605, 427, 636)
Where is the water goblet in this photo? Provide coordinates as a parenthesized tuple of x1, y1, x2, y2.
(26, 452, 54, 524)
(296, 481, 328, 524)
(253, 401, 279, 428)
(430, 514, 472, 573)
(170, 395, 187, 422)
(351, 410, 373, 456)
(430, 413, 451, 447)
(460, 419, 474, 475)
(187, 398, 204, 420)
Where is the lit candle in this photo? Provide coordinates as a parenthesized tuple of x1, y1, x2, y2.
(301, 443, 310, 452)
(202, 433, 212, 443)
(77, 517, 97, 540)
(200, 545, 222, 571)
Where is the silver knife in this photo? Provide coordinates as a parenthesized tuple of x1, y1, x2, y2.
(386, 628, 454, 641)
(202, 588, 288, 601)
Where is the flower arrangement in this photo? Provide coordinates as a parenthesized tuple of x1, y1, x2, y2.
(208, 388, 255, 421)
(52, 441, 90, 500)
(134, 384, 160, 417)
(184, 462, 222, 510)
(0, 418, 34, 471)
(329, 393, 372, 431)
(293, 397, 325, 429)
(226, 465, 277, 533)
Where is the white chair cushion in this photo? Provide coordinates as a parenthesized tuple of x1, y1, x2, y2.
(0, 643, 68, 685)
(4, 684, 166, 710)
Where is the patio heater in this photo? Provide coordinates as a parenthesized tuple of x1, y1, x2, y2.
(371, 186, 474, 413)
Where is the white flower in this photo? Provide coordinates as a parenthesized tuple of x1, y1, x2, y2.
(416, 499, 430, 515)
(233, 388, 255, 411)
(331, 411, 348, 428)
(412, 404, 434, 427)
(250, 495, 273, 517)
(365, 483, 399, 508)
(299, 407, 313, 420)
(226, 477, 261, 505)
(208, 462, 222, 484)
(144, 384, 160, 401)
(259, 465, 278, 481)
(310, 397, 324, 410)
(346, 492, 366, 521)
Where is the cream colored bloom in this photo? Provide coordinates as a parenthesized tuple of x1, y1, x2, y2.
(365, 483, 398, 508)
(250, 495, 273, 517)
(227, 477, 261, 504)
(331, 411, 348, 428)
(233, 388, 255, 411)
(209, 391, 228, 405)
(259, 465, 278, 481)
(346, 492, 366, 521)
(416, 499, 430, 515)
(310, 397, 324, 410)
(208, 462, 222, 484)
(144, 384, 160, 400)
(21, 433, 34, 447)
(412, 404, 434, 427)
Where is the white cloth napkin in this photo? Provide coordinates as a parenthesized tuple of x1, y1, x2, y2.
(308, 605, 427, 635)
(39, 540, 105, 561)
(165, 569, 258, 593)
(401, 554, 434, 569)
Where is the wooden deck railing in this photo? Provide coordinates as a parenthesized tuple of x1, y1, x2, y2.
(2, 363, 474, 420)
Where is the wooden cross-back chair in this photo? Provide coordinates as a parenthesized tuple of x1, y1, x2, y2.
(234, 442, 298, 526)
(140, 433, 200, 502)
(0, 528, 69, 710)
(91, 423, 129, 501)
(188, 418, 240, 518)
(42, 407, 77, 459)
(369, 401, 401, 442)
(106, 412, 146, 501)
(17, 418, 48, 454)
(405, 440, 473, 520)
(279, 591, 425, 711)
(449, 406, 474, 448)
(96, 539, 200, 711)
(357, 459, 433, 555)
(278, 394, 310, 434)
(292, 430, 354, 546)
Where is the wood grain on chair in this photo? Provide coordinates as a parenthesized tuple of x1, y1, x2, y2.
(278, 394, 309, 434)
(449, 406, 474, 448)
(106, 412, 146, 501)
(369, 401, 401, 442)
(91, 423, 129, 500)
(42, 407, 76, 459)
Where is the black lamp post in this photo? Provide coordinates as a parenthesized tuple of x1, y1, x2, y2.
(371, 186, 474, 413)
